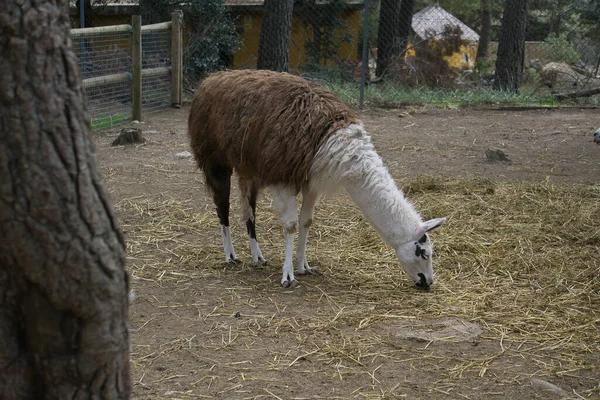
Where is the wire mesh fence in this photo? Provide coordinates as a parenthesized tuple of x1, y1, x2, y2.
(71, 14, 182, 130)
(71, 31, 133, 129)
(222, 0, 600, 106)
(142, 29, 173, 113)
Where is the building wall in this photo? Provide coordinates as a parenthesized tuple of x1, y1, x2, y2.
(231, 10, 361, 72)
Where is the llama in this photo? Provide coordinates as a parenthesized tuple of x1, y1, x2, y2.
(188, 69, 446, 288)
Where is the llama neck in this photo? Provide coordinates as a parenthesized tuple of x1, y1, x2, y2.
(343, 160, 422, 248)
(311, 124, 423, 248)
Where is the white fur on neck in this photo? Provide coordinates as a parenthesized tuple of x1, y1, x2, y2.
(310, 123, 423, 248)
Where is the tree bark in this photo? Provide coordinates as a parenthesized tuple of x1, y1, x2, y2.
(257, 0, 294, 72)
(475, 0, 492, 62)
(0, 0, 131, 398)
(395, 0, 416, 73)
(376, 0, 400, 78)
(376, 0, 415, 78)
(552, 86, 600, 100)
(493, 0, 529, 92)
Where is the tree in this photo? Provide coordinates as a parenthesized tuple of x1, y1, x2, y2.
(376, 0, 416, 78)
(295, 0, 352, 73)
(376, 0, 400, 77)
(493, 0, 529, 92)
(396, 0, 416, 72)
(475, 0, 492, 63)
(0, 0, 131, 397)
(257, 0, 294, 72)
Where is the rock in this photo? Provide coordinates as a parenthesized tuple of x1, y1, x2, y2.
(540, 62, 583, 89)
(112, 128, 145, 146)
(486, 148, 511, 163)
(530, 378, 574, 399)
(391, 317, 483, 343)
(593, 128, 600, 144)
(176, 151, 193, 159)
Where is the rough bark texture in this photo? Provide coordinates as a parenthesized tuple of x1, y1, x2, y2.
(376, 0, 415, 78)
(395, 0, 416, 73)
(0, 0, 131, 398)
(475, 0, 492, 62)
(493, 0, 529, 92)
(376, 0, 400, 78)
(257, 0, 294, 72)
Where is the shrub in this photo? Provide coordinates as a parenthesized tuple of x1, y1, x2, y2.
(540, 33, 581, 64)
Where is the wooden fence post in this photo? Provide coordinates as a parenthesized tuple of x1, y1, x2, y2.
(171, 10, 183, 107)
(132, 15, 142, 121)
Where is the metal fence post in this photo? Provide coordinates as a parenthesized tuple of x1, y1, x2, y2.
(359, 0, 370, 109)
(171, 10, 183, 107)
(132, 15, 142, 121)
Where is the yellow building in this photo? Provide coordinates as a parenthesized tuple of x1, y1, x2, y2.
(225, 0, 364, 73)
(411, 4, 479, 69)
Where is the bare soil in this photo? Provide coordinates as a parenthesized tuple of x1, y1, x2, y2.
(94, 106, 599, 400)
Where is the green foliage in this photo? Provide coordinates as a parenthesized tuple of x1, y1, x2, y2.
(141, 0, 239, 83)
(91, 113, 130, 130)
(326, 82, 559, 108)
(183, 0, 240, 81)
(540, 32, 581, 63)
(573, 0, 600, 39)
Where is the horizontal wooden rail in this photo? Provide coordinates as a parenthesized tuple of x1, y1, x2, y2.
(83, 72, 131, 88)
(71, 24, 131, 38)
(81, 67, 170, 89)
(142, 67, 171, 78)
(141, 22, 172, 33)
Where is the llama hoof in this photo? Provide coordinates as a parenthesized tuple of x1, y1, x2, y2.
(252, 257, 268, 266)
(227, 258, 241, 264)
(296, 267, 314, 275)
(281, 279, 297, 288)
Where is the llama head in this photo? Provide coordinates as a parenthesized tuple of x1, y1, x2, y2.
(395, 217, 447, 290)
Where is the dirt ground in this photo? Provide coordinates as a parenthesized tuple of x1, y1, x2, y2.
(94, 106, 599, 399)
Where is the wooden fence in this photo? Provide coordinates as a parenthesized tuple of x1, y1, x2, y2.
(71, 11, 183, 125)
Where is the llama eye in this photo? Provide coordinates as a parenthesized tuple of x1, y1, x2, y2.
(415, 244, 428, 260)
(418, 234, 428, 244)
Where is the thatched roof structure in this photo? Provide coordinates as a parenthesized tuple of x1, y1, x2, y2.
(412, 5, 480, 43)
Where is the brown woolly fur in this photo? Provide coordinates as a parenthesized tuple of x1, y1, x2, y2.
(188, 69, 361, 192)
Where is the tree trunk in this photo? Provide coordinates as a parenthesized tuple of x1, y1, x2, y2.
(376, 0, 400, 78)
(0, 0, 131, 398)
(493, 0, 529, 92)
(257, 0, 294, 72)
(395, 0, 416, 72)
(475, 0, 492, 62)
(376, 0, 415, 78)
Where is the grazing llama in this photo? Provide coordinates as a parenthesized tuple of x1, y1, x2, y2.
(188, 69, 446, 288)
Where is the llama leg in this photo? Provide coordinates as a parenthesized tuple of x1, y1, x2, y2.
(239, 179, 267, 265)
(271, 185, 298, 287)
(205, 165, 238, 263)
(296, 187, 320, 275)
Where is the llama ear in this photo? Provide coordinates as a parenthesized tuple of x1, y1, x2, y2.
(423, 217, 447, 232)
(414, 217, 447, 239)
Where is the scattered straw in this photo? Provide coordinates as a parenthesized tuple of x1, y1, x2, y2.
(117, 176, 599, 397)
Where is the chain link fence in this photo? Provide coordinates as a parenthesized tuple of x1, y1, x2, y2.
(222, 0, 599, 105)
